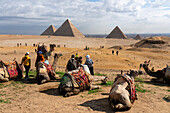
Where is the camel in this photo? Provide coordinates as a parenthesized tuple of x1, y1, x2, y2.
(36, 44, 62, 84)
(140, 61, 170, 84)
(58, 64, 107, 97)
(0, 59, 23, 82)
(108, 70, 139, 110)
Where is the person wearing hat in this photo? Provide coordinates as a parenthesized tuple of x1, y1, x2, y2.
(21, 52, 31, 79)
(35, 51, 45, 67)
(66, 55, 77, 72)
(85, 55, 94, 75)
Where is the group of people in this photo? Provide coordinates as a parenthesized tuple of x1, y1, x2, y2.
(112, 50, 119, 55)
(66, 54, 94, 75)
(21, 51, 95, 81)
(17, 43, 28, 47)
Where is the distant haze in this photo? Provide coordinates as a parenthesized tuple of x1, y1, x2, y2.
(0, 0, 170, 35)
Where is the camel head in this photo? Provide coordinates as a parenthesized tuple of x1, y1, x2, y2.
(50, 44, 56, 52)
(129, 69, 142, 77)
(54, 53, 62, 59)
(139, 60, 151, 70)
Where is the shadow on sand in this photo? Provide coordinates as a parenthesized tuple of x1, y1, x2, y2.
(144, 80, 170, 87)
(79, 98, 114, 113)
(163, 96, 170, 102)
(18, 77, 60, 85)
(79, 97, 132, 113)
(40, 88, 61, 96)
(19, 78, 37, 84)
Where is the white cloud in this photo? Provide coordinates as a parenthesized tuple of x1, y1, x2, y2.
(0, 0, 169, 34)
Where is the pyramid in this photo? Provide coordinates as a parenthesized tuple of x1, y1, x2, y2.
(41, 25, 57, 36)
(106, 26, 127, 39)
(53, 19, 85, 38)
(134, 34, 142, 40)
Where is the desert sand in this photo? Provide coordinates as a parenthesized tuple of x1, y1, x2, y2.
(0, 35, 170, 113)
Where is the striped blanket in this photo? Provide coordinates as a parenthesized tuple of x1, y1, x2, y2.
(70, 66, 90, 90)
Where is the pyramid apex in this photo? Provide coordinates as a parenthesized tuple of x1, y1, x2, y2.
(53, 19, 85, 38)
(66, 19, 70, 22)
(106, 26, 127, 39)
(41, 25, 57, 36)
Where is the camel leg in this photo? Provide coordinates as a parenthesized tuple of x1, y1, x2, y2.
(90, 82, 100, 90)
(64, 88, 80, 97)
(0, 75, 9, 82)
(90, 76, 107, 83)
(72, 88, 80, 95)
(116, 91, 132, 109)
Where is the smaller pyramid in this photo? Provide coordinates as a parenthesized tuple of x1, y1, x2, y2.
(53, 19, 85, 38)
(106, 26, 127, 39)
(134, 34, 142, 40)
(41, 25, 57, 36)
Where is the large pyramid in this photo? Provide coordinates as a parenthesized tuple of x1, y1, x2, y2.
(53, 19, 85, 38)
(41, 25, 57, 36)
(134, 34, 142, 40)
(106, 26, 127, 39)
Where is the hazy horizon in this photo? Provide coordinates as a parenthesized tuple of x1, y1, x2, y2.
(0, 0, 170, 35)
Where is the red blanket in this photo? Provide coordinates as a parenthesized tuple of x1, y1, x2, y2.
(6, 61, 18, 79)
(70, 66, 90, 90)
(43, 63, 55, 77)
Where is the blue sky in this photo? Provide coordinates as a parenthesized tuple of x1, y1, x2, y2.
(0, 0, 170, 35)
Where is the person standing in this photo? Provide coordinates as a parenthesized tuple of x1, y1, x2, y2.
(116, 51, 119, 56)
(35, 51, 45, 67)
(66, 55, 77, 72)
(85, 55, 94, 75)
(112, 50, 114, 55)
(21, 52, 31, 79)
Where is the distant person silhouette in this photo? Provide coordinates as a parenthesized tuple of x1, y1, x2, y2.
(112, 50, 114, 55)
(116, 51, 119, 56)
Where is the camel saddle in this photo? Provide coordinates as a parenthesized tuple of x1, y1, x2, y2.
(68, 66, 90, 91)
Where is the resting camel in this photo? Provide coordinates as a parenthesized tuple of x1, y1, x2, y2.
(58, 64, 107, 97)
(109, 70, 139, 110)
(36, 44, 62, 84)
(140, 61, 170, 84)
(0, 59, 23, 82)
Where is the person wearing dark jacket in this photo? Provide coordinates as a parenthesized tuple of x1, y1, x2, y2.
(35, 51, 45, 67)
(85, 55, 94, 75)
(66, 55, 77, 72)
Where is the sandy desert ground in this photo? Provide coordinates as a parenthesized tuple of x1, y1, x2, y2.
(0, 35, 170, 113)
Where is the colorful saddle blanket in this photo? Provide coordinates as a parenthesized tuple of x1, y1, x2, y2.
(43, 63, 55, 77)
(70, 66, 90, 90)
(114, 74, 137, 103)
(5, 61, 18, 79)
